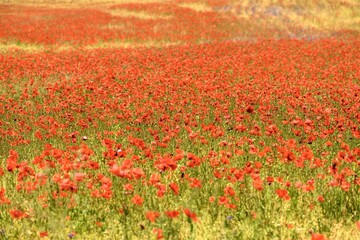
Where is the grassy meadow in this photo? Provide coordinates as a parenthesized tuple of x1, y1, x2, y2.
(0, 0, 360, 239)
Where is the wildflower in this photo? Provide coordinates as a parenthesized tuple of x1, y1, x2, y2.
(323, 108, 331, 114)
(74, 172, 86, 182)
(311, 233, 326, 240)
(183, 208, 198, 222)
(165, 210, 180, 218)
(149, 173, 161, 185)
(267, 176, 274, 185)
(246, 105, 254, 113)
(226, 203, 237, 209)
(68, 232, 76, 239)
(131, 168, 145, 179)
(146, 211, 160, 223)
(276, 189, 291, 201)
(189, 178, 202, 188)
(169, 182, 179, 195)
(317, 195, 325, 203)
(0, 188, 11, 205)
(152, 228, 163, 239)
(9, 209, 28, 219)
(356, 220, 360, 230)
(156, 184, 166, 198)
(123, 183, 133, 193)
(253, 178, 263, 191)
(218, 196, 229, 205)
(6, 149, 18, 172)
(226, 216, 234, 221)
(39, 232, 48, 237)
(131, 195, 144, 206)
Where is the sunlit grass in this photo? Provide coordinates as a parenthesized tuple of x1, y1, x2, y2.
(101, 23, 127, 30)
(0, 42, 44, 53)
(85, 39, 182, 49)
(1, 195, 359, 239)
(0, 39, 182, 53)
(230, 0, 360, 32)
(107, 9, 172, 19)
(178, 2, 212, 12)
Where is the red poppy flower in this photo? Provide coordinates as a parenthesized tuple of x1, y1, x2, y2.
(153, 228, 163, 240)
(0, 188, 11, 205)
(169, 182, 179, 195)
(39, 232, 48, 238)
(356, 220, 360, 230)
(131, 195, 144, 206)
(183, 208, 198, 222)
(9, 209, 28, 219)
(165, 210, 180, 218)
(311, 233, 327, 240)
(317, 195, 325, 203)
(218, 196, 229, 205)
(276, 189, 291, 201)
(224, 186, 235, 196)
(6, 149, 18, 172)
(146, 211, 160, 223)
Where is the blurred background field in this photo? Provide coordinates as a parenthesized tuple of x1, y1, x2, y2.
(0, 0, 359, 51)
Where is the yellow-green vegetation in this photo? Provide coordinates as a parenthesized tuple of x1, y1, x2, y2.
(107, 9, 172, 19)
(230, 0, 360, 32)
(0, 42, 45, 53)
(178, 2, 213, 12)
(85, 39, 182, 49)
(0, 0, 359, 52)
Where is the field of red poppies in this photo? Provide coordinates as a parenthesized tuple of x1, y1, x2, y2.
(1, 0, 360, 239)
